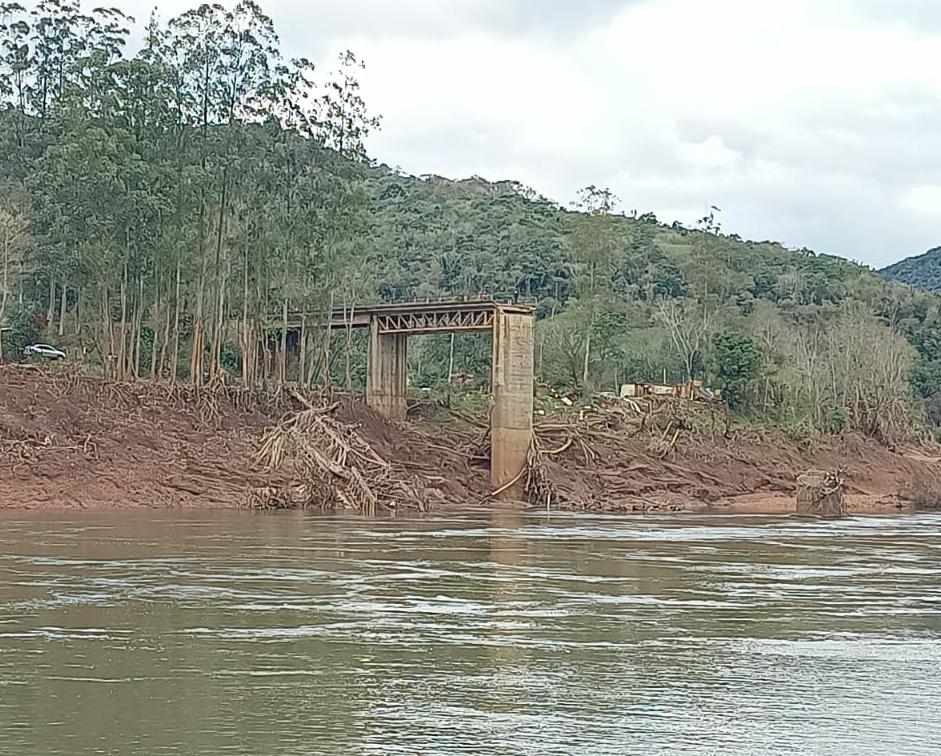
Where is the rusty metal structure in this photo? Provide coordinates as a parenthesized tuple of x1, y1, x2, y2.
(321, 300, 499, 334)
(287, 300, 535, 499)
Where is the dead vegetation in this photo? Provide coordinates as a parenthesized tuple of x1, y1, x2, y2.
(249, 393, 443, 514)
(523, 396, 730, 508)
(0, 364, 292, 508)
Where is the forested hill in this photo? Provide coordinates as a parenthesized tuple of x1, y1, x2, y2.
(880, 248, 941, 293)
(2, 0, 941, 445)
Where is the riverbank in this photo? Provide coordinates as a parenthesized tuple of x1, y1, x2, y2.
(1, 365, 939, 513)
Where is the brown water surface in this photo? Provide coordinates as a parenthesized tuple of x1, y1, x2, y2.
(1, 509, 939, 754)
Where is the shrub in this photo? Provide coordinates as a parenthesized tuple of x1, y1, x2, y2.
(1, 304, 40, 362)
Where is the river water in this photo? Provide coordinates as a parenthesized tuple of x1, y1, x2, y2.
(0, 510, 940, 755)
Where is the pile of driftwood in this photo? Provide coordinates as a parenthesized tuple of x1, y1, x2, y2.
(523, 411, 618, 509)
(247, 393, 724, 513)
(249, 394, 439, 514)
(522, 396, 728, 509)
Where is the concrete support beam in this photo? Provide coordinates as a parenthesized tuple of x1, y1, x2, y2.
(366, 317, 408, 421)
(490, 306, 534, 500)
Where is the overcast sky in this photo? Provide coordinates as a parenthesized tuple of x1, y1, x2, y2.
(122, 0, 940, 267)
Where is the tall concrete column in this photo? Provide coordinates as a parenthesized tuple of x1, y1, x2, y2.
(366, 317, 408, 421)
(490, 306, 534, 500)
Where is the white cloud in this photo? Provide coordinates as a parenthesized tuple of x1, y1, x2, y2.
(902, 186, 941, 217)
(119, 0, 941, 266)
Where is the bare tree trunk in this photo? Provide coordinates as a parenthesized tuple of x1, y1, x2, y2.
(133, 275, 144, 379)
(191, 315, 203, 384)
(151, 305, 161, 381)
(298, 314, 307, 389)
(57, 277, 67, 337)
(0, 238, 8, 365)
(278, 298, 288, 387)
(537, 331, 545, 380)
(209, 167, 228, 381)
(101, 288, 115, 380)
(129, 299, 139, 380)
(74, 284, 84, 340)
(240, 240, 251, 387)
(345, 300, 355, 391)
(74, 286, 86, 366)
(321, 289, 334, 388)
(244, 321, 256, 388)
(47, 277, 55, 326)
(213, 281, 225, 380)
(239, 320, 254, 387)
(151, 275, 162, 381)
(117, 262, 128, 380)
(582, 330, 591, 390)
(305, 330, 319, 388)
(171, 255, 181, 383)
(191, 267, 205, 385)
(158, 302, 172, 381)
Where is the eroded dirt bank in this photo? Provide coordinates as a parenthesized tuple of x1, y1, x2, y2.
(1, 365, 939, 513)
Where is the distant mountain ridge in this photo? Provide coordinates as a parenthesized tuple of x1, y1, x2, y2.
(880, 247, 941, 292)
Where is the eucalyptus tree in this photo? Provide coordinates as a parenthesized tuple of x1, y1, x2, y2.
(0, 3, 32, 156)
(0, 204, 27, 361)
(318, 50, 380, 159)
(567, 185, 623, 389)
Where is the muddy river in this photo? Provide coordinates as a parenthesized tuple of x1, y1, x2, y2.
(0, 510, 939, 754)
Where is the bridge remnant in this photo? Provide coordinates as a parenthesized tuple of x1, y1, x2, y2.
(490, 306, 534, 498)
(298, 300, 534, 499)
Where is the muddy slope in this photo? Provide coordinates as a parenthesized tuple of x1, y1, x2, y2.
(541, 428, 941, 513)
(0, 366, 492, 509)
(1, 366, 939, 512)
(0, 366, 281, 508)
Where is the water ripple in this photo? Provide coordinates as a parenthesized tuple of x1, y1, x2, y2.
(0, 510, 939, 755)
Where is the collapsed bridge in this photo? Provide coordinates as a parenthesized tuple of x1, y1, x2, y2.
(284, 300, 534, 499)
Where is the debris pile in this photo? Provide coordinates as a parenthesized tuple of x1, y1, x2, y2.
(250, 394, 446, 513)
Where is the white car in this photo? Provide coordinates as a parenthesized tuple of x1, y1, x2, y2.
(23, 344, 66, 361)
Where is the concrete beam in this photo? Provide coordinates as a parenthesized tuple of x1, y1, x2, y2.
(490, 306, 534, 500)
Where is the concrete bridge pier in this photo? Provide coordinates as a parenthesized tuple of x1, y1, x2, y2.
(490, 306, 534, 500)
(366, 318, 408, 421)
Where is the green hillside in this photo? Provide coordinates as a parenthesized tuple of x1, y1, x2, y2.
(881, 248, 941, 293)
(1, 0, 941, 443)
